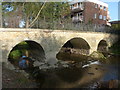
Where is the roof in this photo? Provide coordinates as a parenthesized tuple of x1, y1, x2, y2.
(69, 0, 108, 7)
(109, 21, 120, 24)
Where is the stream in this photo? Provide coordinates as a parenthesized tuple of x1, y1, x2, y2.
(28, 53, 120, 88)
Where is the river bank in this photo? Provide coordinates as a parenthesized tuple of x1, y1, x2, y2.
(2, 64, 37, 88)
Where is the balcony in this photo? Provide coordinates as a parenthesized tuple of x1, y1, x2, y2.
(72, 16, 84, 22)
(71, 6, 84, 13)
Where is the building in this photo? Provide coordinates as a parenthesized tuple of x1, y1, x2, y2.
(70, 0, 110, 25)
(109, 20, 120, 30)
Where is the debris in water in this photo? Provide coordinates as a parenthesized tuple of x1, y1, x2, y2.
(82, 61, 100, 68)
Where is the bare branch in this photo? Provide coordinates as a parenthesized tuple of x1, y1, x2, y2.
(28, 1, 46, 28)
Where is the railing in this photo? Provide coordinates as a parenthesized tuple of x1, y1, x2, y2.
(72, 16, 83, 22)
(2, 21, 120, 34)
(35, 22, 120, 34)
(71, 5, 84, 11)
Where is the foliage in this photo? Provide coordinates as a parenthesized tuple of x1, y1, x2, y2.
(109, 39, 120, 54)
(2, 2, 14, 13)
(41, 2, 70, 20)
(9, 50, 22, 60)
(2, 2, 70, 28)
(13, 41, 29, 50)
(18, 41, 28, 45)
(9, 41, 29, 62)
(111, 23, 120, 30)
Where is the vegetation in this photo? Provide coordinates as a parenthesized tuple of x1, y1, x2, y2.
(9, 50, 22, 60)
(109, 39, 120, 55)
(9, 41, 29, 64)
(2, 2, 70, 28)
(90, 51, 106, 60)
(111, 23, 120, 30)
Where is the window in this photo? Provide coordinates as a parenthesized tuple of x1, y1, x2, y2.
(103, 16, 106, 20)
(78, 3, 80, 7)
(94, 13, 97, 19)
(71, 4, 74, 9)
(99, 15, 102, 19)
(100, 5, 102, 9)
(104, 6, 106, 11)
(95, 4, 98, 8)
(78, 2, 82, 7)
(78, 12, 82, 16)
(71, 4, 74, 8)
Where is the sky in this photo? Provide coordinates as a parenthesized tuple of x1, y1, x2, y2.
(106, 2, 119, 21)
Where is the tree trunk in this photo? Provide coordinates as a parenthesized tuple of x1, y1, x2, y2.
(25, 16, 29, 28)
(25, 50, 29, 57)
(0, 2, 2, 28)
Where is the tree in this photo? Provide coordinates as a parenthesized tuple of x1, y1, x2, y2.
(2, 2, 45, 28)
(0, 1, 2, 28)
(2, 2, 23, 28)
(2, 2, 70, 28)
(39, 2, 70, 29)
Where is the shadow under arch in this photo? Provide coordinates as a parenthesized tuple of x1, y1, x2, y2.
(63, 38, 90, 50)
(97, 40, 108, 53)
(8, 40, 45, 68)
(56, 37, 90, 61)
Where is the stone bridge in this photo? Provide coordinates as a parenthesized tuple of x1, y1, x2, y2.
(0, 28, 119, 68)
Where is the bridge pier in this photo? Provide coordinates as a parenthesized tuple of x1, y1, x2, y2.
(89, 47, 98, 55)
(0, 41, 2, 62)
(45, 51, 58, 66)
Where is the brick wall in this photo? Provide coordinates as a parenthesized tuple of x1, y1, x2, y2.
(84, 2, 108, 25)
(71, 1, 109, 25)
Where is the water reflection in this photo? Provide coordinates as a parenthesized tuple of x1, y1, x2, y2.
(28, 52, 119, 88)
(37, 64, 106, 88)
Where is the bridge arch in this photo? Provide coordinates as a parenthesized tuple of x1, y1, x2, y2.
(97, 40, 108, 53)
(57, 37, 91, 55)
(8, 40, 45, 67)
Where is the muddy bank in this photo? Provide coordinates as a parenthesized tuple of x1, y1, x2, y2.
(2, 64, 37, 88)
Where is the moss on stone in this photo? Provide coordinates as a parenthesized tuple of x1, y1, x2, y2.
(9, 50, 22, 60)
(90, 51, 106, 60)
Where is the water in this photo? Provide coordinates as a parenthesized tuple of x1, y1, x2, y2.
(28, 52, 120, 88)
